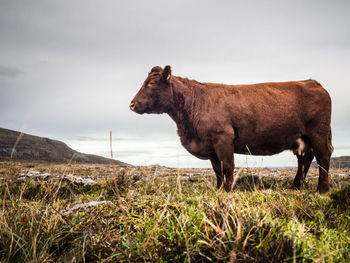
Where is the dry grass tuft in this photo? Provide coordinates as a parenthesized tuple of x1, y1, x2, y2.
(0, 162, 349, 262)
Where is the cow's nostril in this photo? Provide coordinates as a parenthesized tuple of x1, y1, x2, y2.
(130, 101, 135, 110)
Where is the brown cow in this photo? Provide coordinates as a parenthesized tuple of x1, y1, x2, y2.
(130, 66, 333, 193)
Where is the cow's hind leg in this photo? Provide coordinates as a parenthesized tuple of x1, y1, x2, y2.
(292, 151, 314, 189)
(311, 135, 332, 193)
(314, 150, 331, 193)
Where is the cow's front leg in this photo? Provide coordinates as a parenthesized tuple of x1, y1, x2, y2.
(212, 136, 235, 192)
(210, 157, 224, 189)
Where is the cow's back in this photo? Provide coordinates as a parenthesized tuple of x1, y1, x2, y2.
(203, 79, 331, 155)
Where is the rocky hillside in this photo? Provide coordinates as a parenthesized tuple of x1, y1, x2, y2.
(311, 155, 350, 169)
(0, 127, 127, 165)
(329, 156, 350, 169)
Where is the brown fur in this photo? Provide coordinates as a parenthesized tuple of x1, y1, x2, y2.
(130, 66, 333, 193)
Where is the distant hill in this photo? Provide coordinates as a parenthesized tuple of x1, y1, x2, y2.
(329, 156, 350, 169)
(310, 155, 350, 169)
(0, 127, 127, 165)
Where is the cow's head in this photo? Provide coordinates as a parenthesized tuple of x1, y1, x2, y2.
(130, 65, 172, 114)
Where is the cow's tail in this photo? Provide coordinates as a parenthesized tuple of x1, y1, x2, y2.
(328, 129, 334, 154)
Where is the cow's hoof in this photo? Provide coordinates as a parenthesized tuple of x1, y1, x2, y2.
(317, 186, 330, 193)
(291, 183, 301, 190)
(224, 185, 233, 192)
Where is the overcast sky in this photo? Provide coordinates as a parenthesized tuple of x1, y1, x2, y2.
(1, 0, 349, 167)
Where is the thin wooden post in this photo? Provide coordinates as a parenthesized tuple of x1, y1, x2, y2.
(110, 130, 114, 166)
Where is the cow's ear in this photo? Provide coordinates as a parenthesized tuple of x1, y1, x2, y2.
(162, 65, 172, 82)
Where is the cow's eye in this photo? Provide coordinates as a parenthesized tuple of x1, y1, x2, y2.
(148, 82, 155, 87)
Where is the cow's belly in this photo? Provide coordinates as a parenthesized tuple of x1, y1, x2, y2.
(182, 138, 216, 160)
(235, 144, 286, 156)
(234, 133, 298, 156)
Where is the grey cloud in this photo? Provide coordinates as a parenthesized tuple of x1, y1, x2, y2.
(70, 136, 142, 142)
(1, 0, 349, 166)
(165, 154, 194, 159)
(0, 65, 22, 78)
(68, 134, 170, 143)
(97, 150, 152, 158)
(334, 145, 350, 150)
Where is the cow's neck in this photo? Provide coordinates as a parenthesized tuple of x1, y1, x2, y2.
(167, 76, 203, 140)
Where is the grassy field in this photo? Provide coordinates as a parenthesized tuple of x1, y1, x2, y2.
(0, 162, 349, 262)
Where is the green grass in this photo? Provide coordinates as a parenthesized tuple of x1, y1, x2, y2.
(0, 162, 349, 262)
